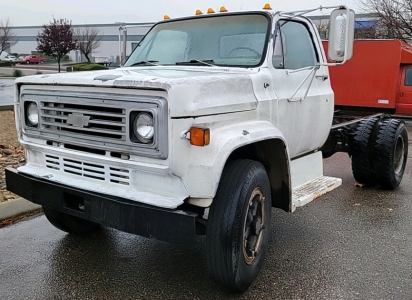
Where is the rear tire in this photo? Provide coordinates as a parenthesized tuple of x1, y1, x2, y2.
(351, 117, 379, 184)
(43, 207, 99, 235)
(206, 160, 271, 291)
(373, 119, 408, 189)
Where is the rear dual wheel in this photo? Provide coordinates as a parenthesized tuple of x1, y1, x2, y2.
(373, 119, 408, 189)
(206, 160, 271, 291)
(351, 117, 379, 184)
(351, 118, 408, 189)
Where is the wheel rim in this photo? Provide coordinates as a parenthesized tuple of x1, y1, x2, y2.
(242, 187, 266, 265)
(393, 135, 405, 174)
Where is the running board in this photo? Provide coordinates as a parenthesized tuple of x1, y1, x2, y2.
(292, 176, 342, 211)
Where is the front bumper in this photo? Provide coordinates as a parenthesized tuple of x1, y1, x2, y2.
(5, 168, 198, 246)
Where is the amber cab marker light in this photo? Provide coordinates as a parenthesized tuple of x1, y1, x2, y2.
(263, 3, 272, 10)
(195, 9, 203, 15)
(164, 15, 170, 20)
(207, 8, 215, 14)
(190, 127, 210, 146)
(220, 6, 228, 12)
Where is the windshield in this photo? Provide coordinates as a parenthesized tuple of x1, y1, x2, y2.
(124, 13, 270, 68)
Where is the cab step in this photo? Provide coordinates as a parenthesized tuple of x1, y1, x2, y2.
(292, 176, 342, 211)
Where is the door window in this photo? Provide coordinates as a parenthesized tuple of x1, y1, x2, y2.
(273, 20, 318, 70)
(405, 69, 412, 86)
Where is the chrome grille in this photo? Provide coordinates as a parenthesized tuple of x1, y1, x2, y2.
(45, 154, 130, 186)
(20, 87, 168, 159)
(41, 102, 127, 141)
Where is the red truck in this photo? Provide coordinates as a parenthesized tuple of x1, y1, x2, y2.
(323, 39, 412, 116)
(21, 55, 46, 64)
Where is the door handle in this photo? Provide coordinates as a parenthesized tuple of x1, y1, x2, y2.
(316, 75, 329, 81)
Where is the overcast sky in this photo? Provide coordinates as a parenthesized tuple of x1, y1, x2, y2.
(2, 0, 360, 26)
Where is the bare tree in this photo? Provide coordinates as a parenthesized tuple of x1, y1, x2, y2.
(315, 17, 378, 40)
(357, 0, 412, 42)
(354, 19, 380, 39)
(0, 18, 18, 55)
(74, 27, 102, 63)
(316, 19, 329, 40)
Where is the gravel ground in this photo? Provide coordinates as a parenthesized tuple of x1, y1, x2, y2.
(0, 110, 25, 202)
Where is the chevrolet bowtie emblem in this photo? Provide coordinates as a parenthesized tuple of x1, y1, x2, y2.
(67, 113, 90, 128)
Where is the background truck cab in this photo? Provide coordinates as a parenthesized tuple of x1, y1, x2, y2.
(324, 39, 412, 115)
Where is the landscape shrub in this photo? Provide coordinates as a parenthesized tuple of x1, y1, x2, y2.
(66, 63, 108, 72)
(12, 69, 23, 77)
(0, 61, 15, 67)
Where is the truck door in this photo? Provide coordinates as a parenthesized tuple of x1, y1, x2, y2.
(398, 66, 412, 115)
(270, 20, 333, 158)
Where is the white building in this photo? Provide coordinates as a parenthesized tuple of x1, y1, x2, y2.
(5, 22, 154, 65)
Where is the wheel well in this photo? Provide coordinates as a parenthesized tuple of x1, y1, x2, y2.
(226, 139, 291, 212)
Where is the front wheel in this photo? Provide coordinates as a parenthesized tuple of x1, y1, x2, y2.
(43, 207, 99, 235)
(26, 61, 30, 64)
(206, 160, 271, 291)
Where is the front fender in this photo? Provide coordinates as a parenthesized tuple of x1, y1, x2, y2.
(171, 119, 291, 199)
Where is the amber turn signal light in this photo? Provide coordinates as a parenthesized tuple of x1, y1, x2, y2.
(263, 3, 272, 10)
(190, 127, 210, 146)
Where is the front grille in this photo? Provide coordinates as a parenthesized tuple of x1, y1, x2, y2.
(45, 154, 130, 186)
(20, 87, 168, 159)
(41, 102, 127, 141)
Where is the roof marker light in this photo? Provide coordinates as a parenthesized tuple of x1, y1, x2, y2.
(207, 8, 215, 13)
(219, 6, 228, 12)
(164, 15, 170, 20)
(195, 9, 203, 15)
(263, 3, 272, 10)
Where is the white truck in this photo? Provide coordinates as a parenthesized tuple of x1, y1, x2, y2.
(6, 5, 408, 291)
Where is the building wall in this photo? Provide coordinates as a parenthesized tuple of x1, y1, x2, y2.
(8, 22, 153, 64)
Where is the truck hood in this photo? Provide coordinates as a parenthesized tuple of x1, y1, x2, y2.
(16, 66, 259, 117)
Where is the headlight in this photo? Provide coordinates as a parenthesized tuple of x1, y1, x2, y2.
(26, 102, 39, 126)
(133, 112, 154, 144)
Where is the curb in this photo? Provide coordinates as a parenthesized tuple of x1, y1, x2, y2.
(0, 198, 41, 221)
(0, 105, 13, 111)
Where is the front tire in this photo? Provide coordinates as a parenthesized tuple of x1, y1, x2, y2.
(43, 207, 99, 235)
(373, 119, 408, 189)
(206, 160, 271, 291)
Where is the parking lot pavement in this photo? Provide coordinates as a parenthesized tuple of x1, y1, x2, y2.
(0, 79, 14, 107)
(0, 136, 412, 299)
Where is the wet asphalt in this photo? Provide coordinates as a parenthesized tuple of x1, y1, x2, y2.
(0, 79, 14, 106)
(0, 126, 412, 299)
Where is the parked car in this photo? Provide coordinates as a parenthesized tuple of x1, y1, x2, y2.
(94, 56, 112, 66)
(21, 55, 46, 64)
(2, 55, 19, 62)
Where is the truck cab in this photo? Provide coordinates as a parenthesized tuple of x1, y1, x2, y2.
(398, 65, 412, 114)
(7, 5, 405, 292)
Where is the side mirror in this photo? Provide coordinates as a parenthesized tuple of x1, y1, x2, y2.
(328, 8, 355, 62)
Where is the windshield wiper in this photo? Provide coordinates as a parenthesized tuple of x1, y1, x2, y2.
(129, 60, 159, 66)
(175, 59, 216, 67)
